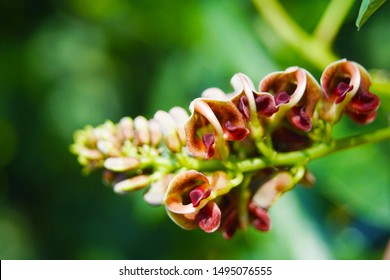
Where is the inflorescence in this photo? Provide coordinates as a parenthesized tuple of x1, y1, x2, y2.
(71, 59, 380, 239)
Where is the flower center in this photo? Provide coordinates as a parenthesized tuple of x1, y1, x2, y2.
(274, 91, 291, 106)
(332, 82, 353, 104)
(255, 95, 278, 117)
(202, 133, 215, 159)
(189, 186, 211, 207)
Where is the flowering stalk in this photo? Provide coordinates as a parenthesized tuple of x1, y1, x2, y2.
(71, 59, 389, 239)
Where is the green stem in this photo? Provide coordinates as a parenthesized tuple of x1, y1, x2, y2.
(313, 0, 356, 45)
(237, 125, 390, 172)
(182, 126, 390, 174)
(237, 174, 253, 230)
(332, 125, 390, 153)
(252, 0, 338, 70)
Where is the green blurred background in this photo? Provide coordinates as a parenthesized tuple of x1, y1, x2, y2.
(0, 0, 389, 259)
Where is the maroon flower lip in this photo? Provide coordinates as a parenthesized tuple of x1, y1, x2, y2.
(288, 106, 312, 132)
(196, 201, 221, 233)
(249, 202, 271, 232)
(345, 89, 380, 124)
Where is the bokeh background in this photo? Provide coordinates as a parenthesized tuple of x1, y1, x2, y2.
(1, 0, 389, 259)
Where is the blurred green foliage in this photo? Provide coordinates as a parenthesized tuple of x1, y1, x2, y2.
(0, 0, 389, 260)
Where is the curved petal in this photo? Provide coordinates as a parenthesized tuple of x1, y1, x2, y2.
(201, 87, 228, 100)
(185, 100, 219, 159)
(295, 69, 322, 116)
(259, 67, 307, 110)
(166, 201, 221, 233)
(166, 211, 198, 230)
(285, 69, 321, 131)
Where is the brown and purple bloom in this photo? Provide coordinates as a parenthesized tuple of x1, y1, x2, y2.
(185, 98, 249, 159)
(259, 67, 321, 132)
(164, 170, 232, 233)
(320, 59, 380, 124)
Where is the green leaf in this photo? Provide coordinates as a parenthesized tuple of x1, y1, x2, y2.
(356, 0, 387, 30)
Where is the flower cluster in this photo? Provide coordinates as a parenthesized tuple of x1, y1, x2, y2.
(71, 59, 380, 239)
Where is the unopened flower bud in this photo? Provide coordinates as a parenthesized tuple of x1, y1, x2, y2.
(93, 121, 117, 142)
(134, 116, 150, 146)
(252, 172, 293, 209)
(97, 139, 120, 156)
(118, 117, 134, 141)
(148, 119, 163, 147)
(154, 110, 182, 153)
(114, 175, 151, 193)
(103, 157, 140, 172)
(169, 106, 189, 145)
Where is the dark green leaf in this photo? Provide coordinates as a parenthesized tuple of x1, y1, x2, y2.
(356, 0, 387, 30)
